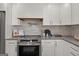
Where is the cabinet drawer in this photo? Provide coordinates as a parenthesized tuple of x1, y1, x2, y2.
(41, 40, 55, 45)
(42, 40, 55, 43)
(64, 41, 79, 52)
(69, 45, 79, 52)
(6, 40, 17, 45)
(70, 51, 79, 56)
(70, 47, 79, 53)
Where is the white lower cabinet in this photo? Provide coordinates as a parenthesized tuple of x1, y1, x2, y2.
(55, 40, 64, 56)
(41, 40, 55, 56)
(63, 41, 73, 56)
(41, 40, 63, 56)
(41, 40, 79, 56)
(5, 40, 17, 56)
(63, 41, 79, 56)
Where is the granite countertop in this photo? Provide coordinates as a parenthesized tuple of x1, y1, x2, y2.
(6, 36, 79, 47)
(6, 35, 41, 40)
(41, 37, 63, 40)
(41, 36, 79, 47)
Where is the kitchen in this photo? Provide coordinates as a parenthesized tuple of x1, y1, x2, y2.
(1, 3, 79, 56)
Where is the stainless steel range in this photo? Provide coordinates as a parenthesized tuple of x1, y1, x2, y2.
(17, 36, 41, 56)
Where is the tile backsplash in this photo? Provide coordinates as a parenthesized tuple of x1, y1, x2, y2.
(12, 25, 72, 36)
(42, 25, 72, 36)
(12, 19, 43, 35)
(71, 25, 79, 36)
(12, 21, 79, 36)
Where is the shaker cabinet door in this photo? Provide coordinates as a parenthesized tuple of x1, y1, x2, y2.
(72, 3, 79, 24)
(5, 40, 17, 56)
(43, 4, 60, 25)
(41, 40, 55, 56)
(11, 4, 21, 25)
(60, 4, 71, 25)
(55, 40, 64, 56)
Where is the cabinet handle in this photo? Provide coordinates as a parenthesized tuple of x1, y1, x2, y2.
(70, 52, 79, 56)
(55, 41, 57, 47)
(70, 47, 79, 52)
(8, 42, 15, 44)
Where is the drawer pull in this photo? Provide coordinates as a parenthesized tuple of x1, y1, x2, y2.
(70, 52, 76, 56)
(55, 41, 57, 47)
(9, 42, 15, 44)
(71, 47, 79, 52)
(70, 51, 79, 56)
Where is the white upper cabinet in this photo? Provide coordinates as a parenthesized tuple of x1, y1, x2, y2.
(43, 5, 51, 25)
(43, 4, 72, 25)
(41, 40, 55, 56)
(11, 3, 79, 25)
(72, 4, 79, 24)
(60, 4, 71, 25)
(11, 4, 21, 25)
(51, 5, 60, 25)
(43, 4, 60, 25)
(17, 4, 43, 18)
(12, 3, 43, 25)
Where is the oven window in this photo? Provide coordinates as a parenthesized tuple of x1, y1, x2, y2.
(19, 46, 39, 56)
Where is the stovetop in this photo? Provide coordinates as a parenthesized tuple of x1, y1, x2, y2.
(18, 39, 41, 46)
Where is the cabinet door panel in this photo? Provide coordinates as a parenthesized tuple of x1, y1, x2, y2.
(5, 40, 17, 56)
(43, 4, 60, 25)
(6, 45, 17, 56)
(72, 4, 79, 24)
(63, 40, 79, 56)
(42, 45, 53, 56)
(43, 6, 51, 25)
(51, 5, 60, 25)
(55, 40, 64, 56)
(12, 4, 21, 25)
(60, 4, 71, 25)
(63, 41, 73, 56)
(41, 40, 55, 56)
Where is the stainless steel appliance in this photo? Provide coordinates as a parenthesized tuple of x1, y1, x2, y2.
(0, 11, 5, 55)
(18, 39, 41, 56)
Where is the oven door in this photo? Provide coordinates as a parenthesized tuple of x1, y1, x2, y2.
(18, 45, 39, 56)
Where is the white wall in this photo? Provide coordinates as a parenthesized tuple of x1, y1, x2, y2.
(5, 4, 12, 39)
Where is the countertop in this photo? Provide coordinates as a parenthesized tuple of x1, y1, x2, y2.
(41, 36, 63, 40)
(6, 35, 41, 40)
(41, 36, 79, 47)
(6, 36, 79, 47)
